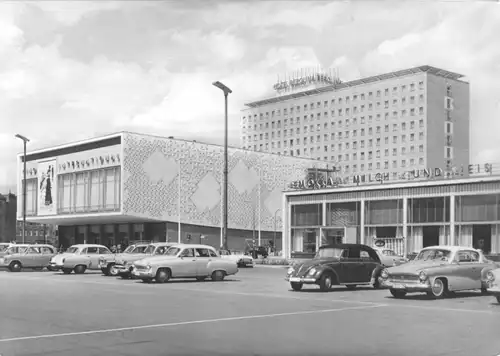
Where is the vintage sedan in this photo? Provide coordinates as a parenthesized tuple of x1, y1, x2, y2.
(0, 244, 57, 272)
(218, 249, 254, 268)
(486, 267, 500, 304)
(285, 244, 384, 292)
(105, 243, 175, 278)
(98, 243, 150, 276)
(0, 244, 29, 258)
(49, 244, 112, 274)
(380, 245, 497, 299)
(375, 248, 408, 267)
(131, 244, 238, 283)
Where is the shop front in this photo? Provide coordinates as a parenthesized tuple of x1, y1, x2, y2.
(283, 176, 500, 259)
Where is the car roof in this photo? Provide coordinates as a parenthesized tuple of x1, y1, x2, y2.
(70, 244, 108, 248)
(421, 245, 480, 253)
(319, 243, 375, 251)
(148, 242, 176, 246)
(169, 243, 216, 249)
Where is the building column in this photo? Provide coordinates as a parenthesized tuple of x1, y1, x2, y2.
(360, 200, 365, 245)
(402, 197, 408, 258)
(320, 201, 327, 252)
(282, 193, 289, 259)
(450, 194, 455, 245)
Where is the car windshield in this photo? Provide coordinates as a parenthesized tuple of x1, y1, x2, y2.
(415, 249, 452, 261)
(133, 246, 148, 253)
(315, 248, 343, 259)
(164, 247, 181, 256)
(144, 245, 156, 254)
(66, 247, 80, 254)
(123, 246, 135, 253)
(0, 245, 8, 252)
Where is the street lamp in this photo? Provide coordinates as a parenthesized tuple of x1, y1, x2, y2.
(212, 81, 232, 250)
(273, 208, 281, 254)
(15, 134, 30, 244)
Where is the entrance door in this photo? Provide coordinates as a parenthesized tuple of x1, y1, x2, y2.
(472, 224, 492, 254)
(422, 226, 440, 247)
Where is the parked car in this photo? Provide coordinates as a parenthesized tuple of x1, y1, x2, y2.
(0, 244, 29, 258)
(49, 244, 112, 274)
(379, 245, 497, 299)
(486, 267, 500, 303)
(248, 246, 269, 259)
(98, 243, 150, 276)
(104, 242, 175, 279)
(219, 249, 254, 268)
(131, 244, 239, 283)
(0, 244, 57, 272)
(285, 243, 384, 292)
(375, 248, 408, 267)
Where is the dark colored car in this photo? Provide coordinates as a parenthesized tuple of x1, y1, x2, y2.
(249, 246, 268, 259)
(285, 244, 384, 292)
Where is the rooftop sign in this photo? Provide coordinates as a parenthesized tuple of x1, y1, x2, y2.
(273, 67, 342, 95)
(288, 163, 494, 191)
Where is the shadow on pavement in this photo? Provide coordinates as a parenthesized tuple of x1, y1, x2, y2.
(132, 278, 241, 285)
(384, 291, 489, 301)
(292, 286, 377, 293)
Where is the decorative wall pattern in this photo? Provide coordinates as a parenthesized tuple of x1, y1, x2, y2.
(122, 132, 327, 231)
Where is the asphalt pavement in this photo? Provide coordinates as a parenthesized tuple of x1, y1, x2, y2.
(1, 266, 500, 356)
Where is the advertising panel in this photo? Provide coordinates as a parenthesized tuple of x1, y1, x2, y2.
(37, 159, 57, 216)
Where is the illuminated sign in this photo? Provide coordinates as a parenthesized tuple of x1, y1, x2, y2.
(288, 163, 494, 191)
(273, 67, 342, 94)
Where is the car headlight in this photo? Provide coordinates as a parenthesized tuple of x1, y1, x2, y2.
(146, 264, 152, 270)
(418, 271, 428, 281)
(486, 271, 495, 282)
(307, 268, 316, 275)
(380, 269, 389, 279)
(287, 267, 294, 275)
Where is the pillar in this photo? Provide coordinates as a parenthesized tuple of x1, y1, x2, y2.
(320, 201, 327, 252)
(402, 197, 408, 258)
(360, 200, 365, 245)
(283, 194, 290, 259)
(450, 194, 455, 245)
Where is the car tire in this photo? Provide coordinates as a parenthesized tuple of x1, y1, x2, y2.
(120, 274, 131, 280)
(290, 282, 303, 291)
(74, 265, 86, 275)
(101, 268, 110, 276)
(155, 269, 171, 283)
(319, 274, 333, 292)
(481, 287, 488, 295)
(496, 296, 500, 304)
(109, 264, 118, 277)
(196, 276, 207, 281)
(390, 289, 407, 298)
(62, 268, 72, 274)
(429, 278, 448, 299)
(372, 277, 382, 289)
(211, 270, 226, 281)
(9, 261, 22, 272)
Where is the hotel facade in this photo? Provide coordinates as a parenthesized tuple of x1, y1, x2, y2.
(241, 65, 470, 182)
(281, 165, 500, 259)
(17, 132, 326, 251)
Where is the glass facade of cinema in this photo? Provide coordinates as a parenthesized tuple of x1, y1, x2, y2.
(285, 180, 500, 258)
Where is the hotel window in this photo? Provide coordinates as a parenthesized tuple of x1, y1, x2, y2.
(361, 129, 365, 136)
(393, 136, 397, 144)
(304, 104, 308, 111)
(265, 143, 269, 150)
(338, 155, 342, 161)
(353, 141, 358, 149)
(353, 130, 357, 137)
(361, 152, 365, 160)
(376, 150, 381, 158)
(368, 115, 373, 124)
(309, 125, 313, 132)
(338, 143, 342, 150)
(392, 99, 398, 106)
(385, 137, 389, 144)
(324, 145, 328, 152)
(401, 160, 406, 167)
(339, 120, 343, 127)
(330, 133, 335, 140)
(419, 132, 424, 140)
(361, 140, 365, 148)
(368, 139, 373, 147)
(22, 178, 38, 216)
(316, 135, 320, 142)
(338, 109, 343, 116)
(385, 149, 389, 157)
(331, 110, 335, 118)
(410, 145, 415, 153)
(385, 113, 389, 120)
(419, 119, 424, 128)
(446, 122, 452, 134)
(419, 81, 424, 89)
(419, 107, 424, 115)
(410, 96, 415, 104)
(368, 92, 373, 98)
(410, 83, 415, 91)
(303, 126, 308, 133)
(265, 133, 269, 140)
(419, 145, 424, 152)
(317, 113, 321, 120)
(376, 162, 380, 169)
(316, 124, 320, 131)
(346, 96, 350, 104)
(361, 105, 365, 112)
(392, 111, 397, 118)
(393, 87, 398, 93)
(384, 101, 389, 109)
(402, 85, 406, 92)
(402, 134, 407, 143)
(277, 120, 282, 128)
(353, 164, 357, 172)
(346, 142, 350, 149)
(310, 103, 314, 110)
(410, 108, 415, 116)
(402, 97, 406, 105)
(376, 114, 381, 121)
(401, 110, 407, 117)
(297, 128, 301, 134)
(259, 134, 263, 140)
(401, 123, 406, 131)
(338, 132, 343, 139)
(324, 101, 328, 108)
(316, 101, 320, 108)
(392, 124, 398, 132)
(345, 154, 349, 161)
(376, 138, 381, 146)
(384, 161, 389, 169)
(331, 99, 335, 106)
(353, 153, 357, 160)
(361, 116, 365, 124)
(376, 90, 381, 97)
(392, 160, 397, 168)
(419, 94, 424, 102)
(330, 144, 335, 151)
(410, 158, 415, 166)
(368, 103, 373, 111)
(410, 133, 415, 141)
(271, 142, 275, 148)
(368, 163, 373, 170)
(346, 108, 350, 116)
(368, 127, 373, 135)
(384, 125, 389, 132)
(402, 147, 406, 154)
(339, 98, 343, 105)
(392, 148, 397, 156)
(345, 131, 350, 138)
(419, 157, 424, 164)
(385, 88, 389, 96)
(410, 121, 415, 130)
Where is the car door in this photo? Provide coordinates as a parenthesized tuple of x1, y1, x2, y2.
(85, 247, 100, 269)
(340, 247, 363, 283)
(360, 248, 378, 282)
(174, 248, 198, 277)
(40, 247, 55, 266)
(453, 250, 482, 290)
(24, 247, 40, 267)
(194, 248, 211, 276)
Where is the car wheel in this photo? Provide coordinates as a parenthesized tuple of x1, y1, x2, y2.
(109, 264, 118, 277)
(429, 278, 448, 299)
(155, 269, 171, 283)
(346, 285, 357, 290)
(47, 266, 54, 272)
(196, 276, 207, 282)
(62, 268, 72, 274)
(9, 262, 22, 272)
(74, 265, 86, 275)
(390, 289, 407, 298)
(481, 287, 488, 295)
(372, 277, 382, 289)
(319, 274, 333, 291)
(211, 270, 226, 281)
(290, 282, 303, 291)
(496, 296, 500, 304)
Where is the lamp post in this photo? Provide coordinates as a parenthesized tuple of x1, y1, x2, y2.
(245, 198, 257, 252)
(212, 81, 232, 250)
(273, 208, 281, 255)
(15, 134, 30, 244)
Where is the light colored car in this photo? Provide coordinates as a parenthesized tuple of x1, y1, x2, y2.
(218, 249, 254, 268)
(0, 244, 57, 272)
(0, 244, 29, 258)
(100, 243, 175, 278)
(50, 244, 112, 274)
(374, 248, 408, 267)
(380, 245, 497, 299)
(486, 267, 500, 304)
(131, 244, 239, 283)
(98, 243, 150, 276)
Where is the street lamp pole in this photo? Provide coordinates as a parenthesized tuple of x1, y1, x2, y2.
(212, 81, 232, 250)
(15, 134, 30, 244)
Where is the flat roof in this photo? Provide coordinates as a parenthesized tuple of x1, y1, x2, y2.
(244, 65, 466, 108)
(284, 174, 500, 197)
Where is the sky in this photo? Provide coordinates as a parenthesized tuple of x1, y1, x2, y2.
(1, 1, 499, 193)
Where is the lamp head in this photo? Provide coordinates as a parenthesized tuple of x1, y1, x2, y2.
(212, 81, 232, 95)
(15, 134, 30, 143)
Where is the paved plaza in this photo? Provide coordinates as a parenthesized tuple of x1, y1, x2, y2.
(1, 267, 500, 356)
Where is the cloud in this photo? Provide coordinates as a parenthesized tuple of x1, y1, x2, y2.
(32, 1, 123, 26)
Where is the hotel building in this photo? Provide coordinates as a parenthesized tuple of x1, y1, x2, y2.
(241, 65, 470, 182)
(16, 132, 326, 251)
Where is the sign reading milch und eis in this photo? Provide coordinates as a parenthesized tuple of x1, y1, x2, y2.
(288, 163, 494, 191)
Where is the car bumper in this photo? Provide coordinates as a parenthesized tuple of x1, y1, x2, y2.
(49, 263, 63, 270)
(131, 269, 154, 279)
(285, 276, 317, 284)
(114, 264, 133, 275)
(382, 280, 431, 292)
(487, 285, 500, 296)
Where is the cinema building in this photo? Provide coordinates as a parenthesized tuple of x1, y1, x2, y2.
(281, 164, 500, 259)
(17, 132, 326, 250)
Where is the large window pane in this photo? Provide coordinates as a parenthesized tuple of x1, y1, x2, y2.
(89, 171, 101, 211)
(366, 200, 402, 225)
(291, 228, 318, 254)
(457, 195, 499, 222)
(22, 179, 38, 216)
(408, 197, 449, 223)
(104, 168, 117, 210)
(74, 173, 85, 212)
(291, 204, 322, 226)
(327, 202, 359, 226)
